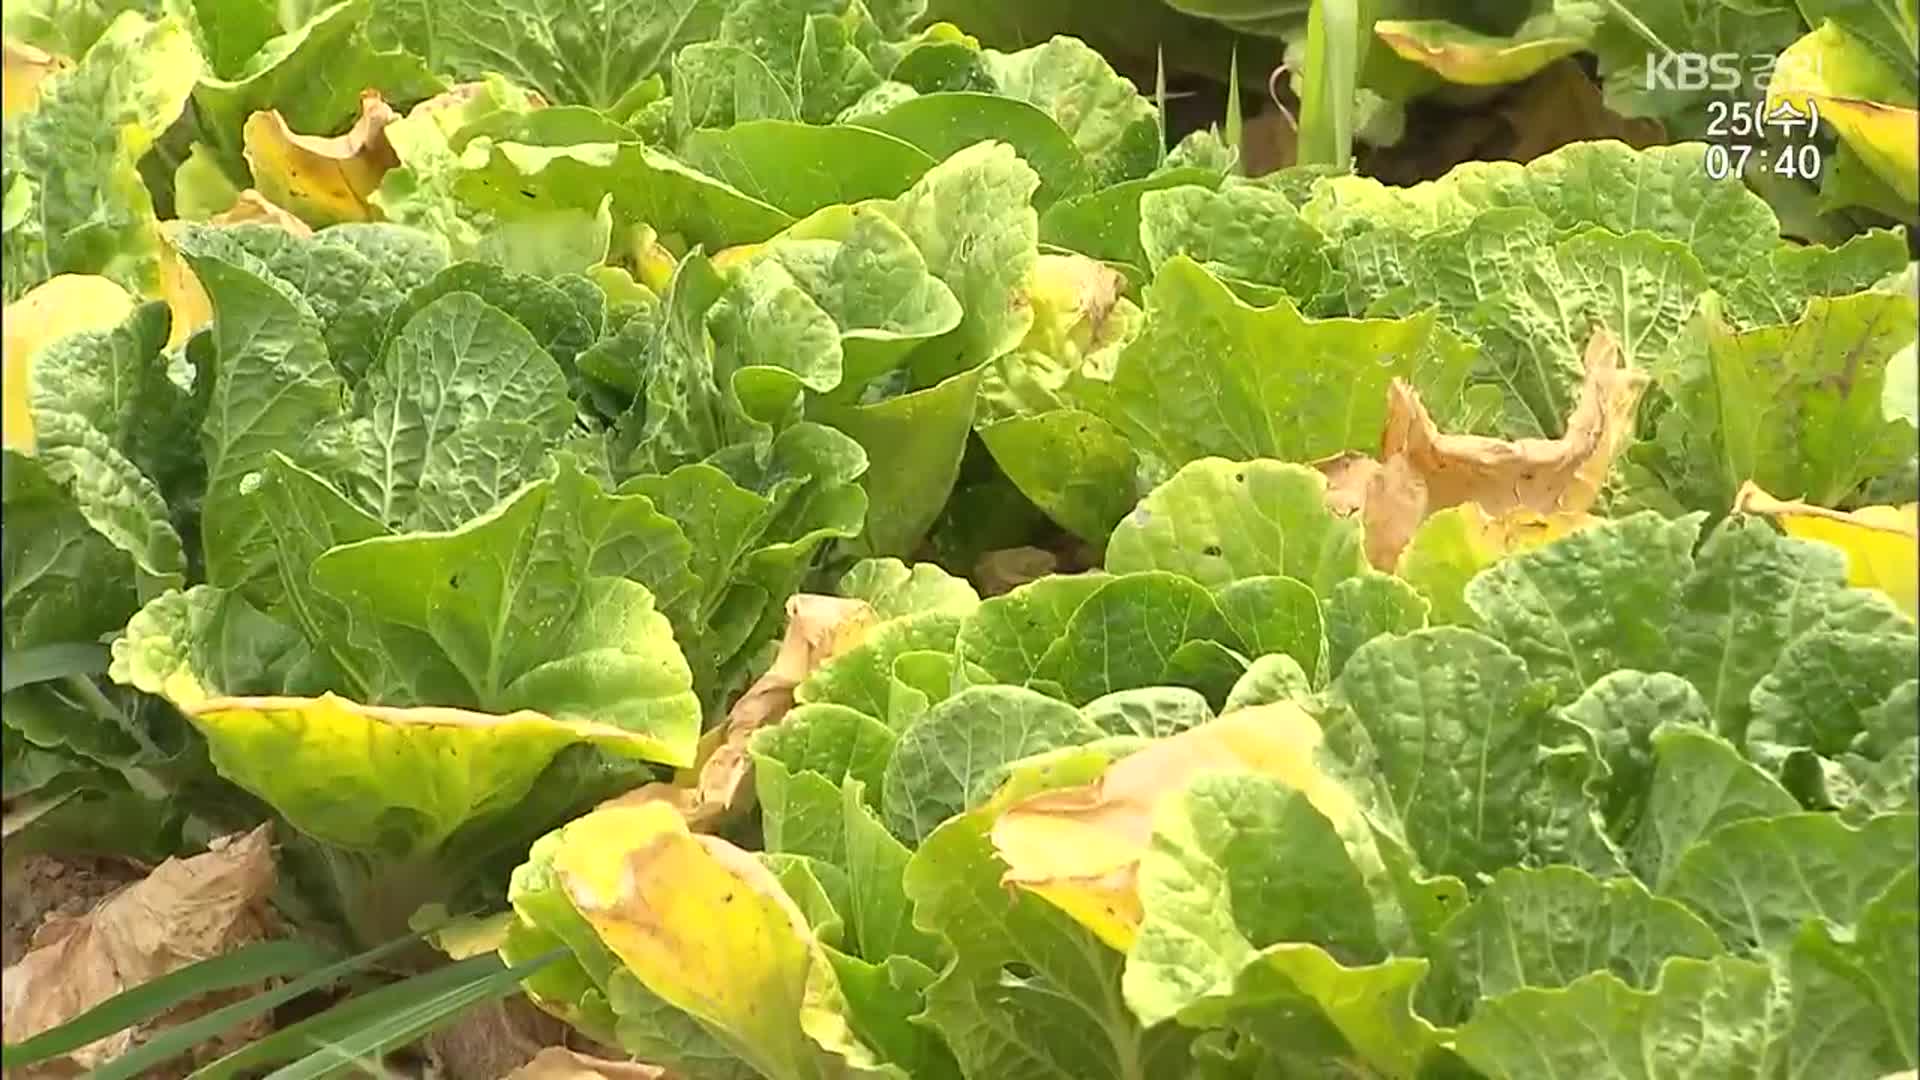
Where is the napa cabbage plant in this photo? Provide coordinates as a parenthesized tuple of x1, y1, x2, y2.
(498, 458, 1918, 1078)
(989, 139, 1918, 542)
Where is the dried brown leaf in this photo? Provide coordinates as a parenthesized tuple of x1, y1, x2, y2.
(1496, 61, 1665, 162)
(0, 825, 278, 1076)
(601, 595, 879, 830)
(1319, 329, 1646, 569)
(208, 190, 315, 234)
(506, 1047, 672, 1079)
(1240, 106, 1298, 177)
(974, 546, 1059, 597)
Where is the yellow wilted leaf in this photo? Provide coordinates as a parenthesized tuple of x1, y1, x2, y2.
(243, 89, 400, 227)
(990, 706, 1359, 951)
(1318, 330, 1644, 569)
(155, 196, 311, 350)
(156, 227, 212, 349)
(1022, 253, 1128, 359)
(3, 37, 68, 117)
(1768, 22, 1919, 205)
(3, 274, 138, 451)
(184, 694, 685, 861)
(621, 225, 680, 293)
(552, 804, 888, 1079)
(1736, 482, 1918, 618)
(1814, 97, 1920, 203)
(1373, 17, 1587, 86)
(709, 242, 765, 271)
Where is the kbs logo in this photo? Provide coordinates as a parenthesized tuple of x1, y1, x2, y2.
(1643, 52, 1789, 93)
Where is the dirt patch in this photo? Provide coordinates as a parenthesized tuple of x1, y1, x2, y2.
(2, 853, 146, 967)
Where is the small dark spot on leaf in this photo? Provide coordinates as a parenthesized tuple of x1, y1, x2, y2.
(1202, 544, 1222, 557)
(722, 891, 735, 904)
(520, 188, 536, 199)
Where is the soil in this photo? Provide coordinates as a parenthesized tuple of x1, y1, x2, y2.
(0, 852, 598, 1078)
(1, 852, 146, 967)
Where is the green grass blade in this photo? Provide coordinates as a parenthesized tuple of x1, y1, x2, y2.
(1226, 45, 1245, 173)
(1, 940, 342, 1069)
(83, 931, 431, 1080)
(261, 951, 563, 1080)
(1296, 0, 1365, 171)
(186, 950, 555, 1078)
(1154, 45, 1168, 160)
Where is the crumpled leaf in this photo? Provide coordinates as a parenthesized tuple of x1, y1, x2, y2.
(1782, 864, 1920, 1077)
(1735, 481, 1918, 619)
(989, 705, 1365, 952)
(836, 559, 979, 620)
(1320, 625, 1599, 884)
(1106, 257, 1481, 473)
(606, 594, 879, 831)
(1319, 330, 1646, 570)
(977, 36, 1158, 187)
(1122, 771, 1444, 1075)
(2, 273, 136, 451)
(882, 685, 1107, 845)
(1651, 291, 1920, 509)
(5, 12, 200, 298)
(505, 1047, 671, 1079)
(1137, 182, 1337, 303)
(1105, 457, 1367, 597)
(242, 89, 399, 227)
(1301, 142, 1778, 288)
(900, 738, 1183, 1080)
(1425, 865, 1722, 1023)
(0, 824, 277, 1075)
(1452, 955, 1785, 1079)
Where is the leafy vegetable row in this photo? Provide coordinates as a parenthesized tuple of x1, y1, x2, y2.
(501, 460, 1919, 1078)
